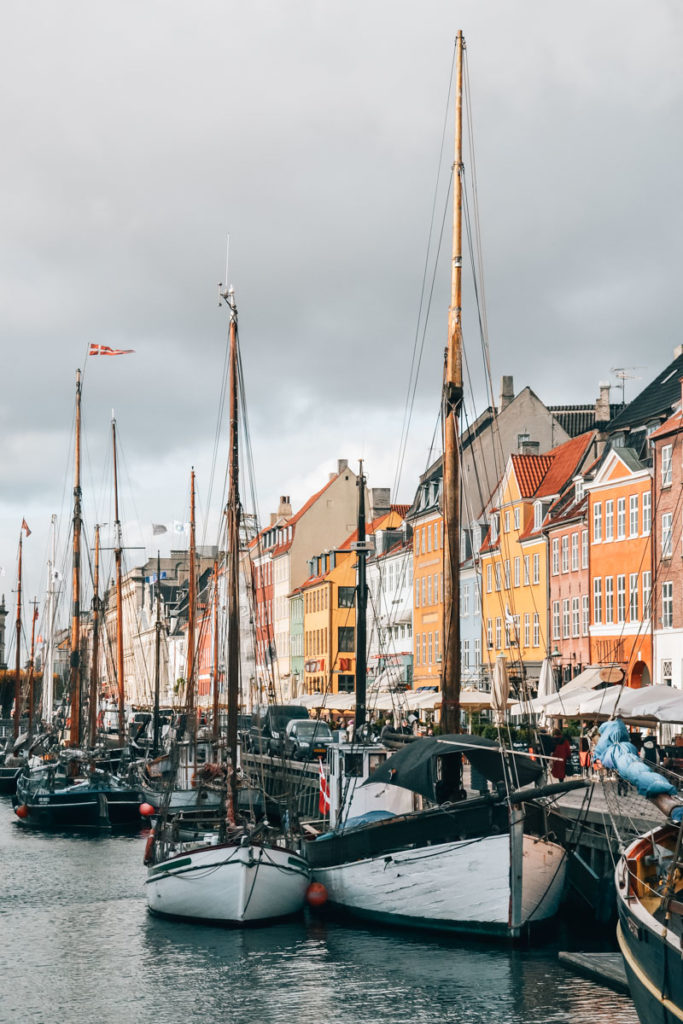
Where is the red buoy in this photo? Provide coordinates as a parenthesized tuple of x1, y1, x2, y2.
(15, 805, 29, 819)
(139, 803, 155, 817)
(306, 882, 328, 907)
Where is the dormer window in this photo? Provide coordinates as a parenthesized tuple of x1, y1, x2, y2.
(575, 478, 584, 502)
(490, 514, 499, 543)
(533, 501, 543, 531)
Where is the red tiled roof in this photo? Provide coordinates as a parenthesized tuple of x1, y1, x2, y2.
(510, 454, 553, 497)
(340, 510, 396, 549)
(390, 504, 411, 518)
(535, 432, 594, 497)
(650, 409, 683, 441)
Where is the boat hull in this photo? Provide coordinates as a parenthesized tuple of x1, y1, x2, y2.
(145, 842, 310, 925)
(14, 778, 144, 829)
(311, 832, 566, 939)
(0, 766, 21, 796)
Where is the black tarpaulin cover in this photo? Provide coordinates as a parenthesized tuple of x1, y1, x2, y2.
(364, 734, 543, 803)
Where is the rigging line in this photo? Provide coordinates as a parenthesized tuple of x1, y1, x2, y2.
(392, 38, 458, 500)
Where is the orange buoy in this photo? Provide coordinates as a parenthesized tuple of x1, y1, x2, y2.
(15, 805, 29, 819)
(306, 882, 328, 907)
(139, 803, 155, 817)
(143, 830, 156, 866)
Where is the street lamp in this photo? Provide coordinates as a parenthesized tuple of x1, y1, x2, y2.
(550, 645, 562, 688)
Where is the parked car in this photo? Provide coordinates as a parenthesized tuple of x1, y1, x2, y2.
(283, 719, 334, 761)
(247, 705, 310, 755)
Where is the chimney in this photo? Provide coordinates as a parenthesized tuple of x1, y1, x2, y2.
(337, 459, 349, 474)
(269, 513, 278, 526)
(517, 434, 539, 455)
(674, 345, 683, 359)
(499, 376, 514, 412)
(595, 380, 611, 422)
(370, 487, 391, 519)
(277, 495, 292, 519)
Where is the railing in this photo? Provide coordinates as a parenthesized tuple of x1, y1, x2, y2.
(240, 750, 325, 823)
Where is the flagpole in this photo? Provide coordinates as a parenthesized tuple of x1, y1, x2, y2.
(13, 531, 23, 740)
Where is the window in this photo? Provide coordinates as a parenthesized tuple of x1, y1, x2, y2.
(514, 556, 520, 587)
(514, 507, 520, 531)
(487, 618, 493, 649)
(593, 502, 602, 542)
(495, 618, 502, 650)
(533, 553, 540, 584)
(461, 584, 470, 616)
(524, 613, 530, 648)
(582, 594, 589, 635)
(562, 598, 570, 639)
(533, 613, 540, 648)
(561, 536, 569, 573)
(428, 632, 433, 664)
(643, 492, 651, 535)
(605, 500, 614, 541)
(486, 564, 492, 593)
(474, 639, 480, 668)
(643, 571, 652, 618)
(629, 495, 639, 537)
(605, 577, 614, 623)
(504, 560, 511, 589)
(575, 478, 585, 501)
(524, 555, 530, 585)
(422, 577, 427, 605)
(513, 614, 520, 644)
(662, 513, 673, 558)
(662, 660, 673, 686)
(572, 596, 580, 637)
(427, 575, 432, 605)
(434, 631, 440, 662)
(571, 533, 579, 571)
(617, 497, 626, 539)
(490, 515, 498, 543)
(504, 511, 510, 533)
(662, 444, 673, 487)
(593, 577, 602, 624)
(552, 538, 560, 575)
(552, 601, 561, 641)
(462, 639, 470, 669)
(338, 626, 355, 652)
(663, 581, 674, 628)
(629, 573, 639, 622)
(415, 580, 421, 607)
(338, 586, 355, 608)
(617, 575, 626, 623)
(534, 501, 543, 530)
(422, 633, 427, 665)
(495, 563, 501, 591)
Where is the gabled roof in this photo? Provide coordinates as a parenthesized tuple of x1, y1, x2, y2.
(535, 432, 595, 498)
(649, 408, 683, 442)
(271, 472, 346, 557)
(510, 454, 553, 497)
(608, 353, 683, 433)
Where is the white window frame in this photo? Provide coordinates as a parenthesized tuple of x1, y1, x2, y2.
(605, 500, 614, 542)
(617, 497, 626, 540)
(593, 502, 602, 542)
(662, 444, 673, 487)
(629, 494, 639, 537)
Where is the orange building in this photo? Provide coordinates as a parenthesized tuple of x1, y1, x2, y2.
(585, 446, 653, 687)
(408, 461, 444, 688)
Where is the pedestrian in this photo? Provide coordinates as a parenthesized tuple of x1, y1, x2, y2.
(550, 728, 572, 782)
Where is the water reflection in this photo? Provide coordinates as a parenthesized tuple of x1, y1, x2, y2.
(0, 797, 637, 1024)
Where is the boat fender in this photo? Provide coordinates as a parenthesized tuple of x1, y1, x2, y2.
(139, 802, 155, 817)
(15, 804, 29, 819)
(143, 831, 156, 866)
(306, 882, 328, 907)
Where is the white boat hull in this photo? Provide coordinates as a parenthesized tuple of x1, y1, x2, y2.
(146, 841, 310, 924)
(312, 833, 566, 937)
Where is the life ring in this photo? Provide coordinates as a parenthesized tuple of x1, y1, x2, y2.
(143, 830, 156, 866)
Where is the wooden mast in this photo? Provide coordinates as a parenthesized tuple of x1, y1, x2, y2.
(43, 514, 56, 725)
(13, 532, 23, 739)
(212, 558, 220, 744)
(153, 551, 162, 756)
(187, 468, 197, 738)
(354, 461, 368, 731)
(69, 369, 83, 747)
(442, 30, 464, 735)
(225, 288, 240, 770)
(112, 418, 126, 746)
(27, 598, 38, 734)
(89, 524, 100, 749)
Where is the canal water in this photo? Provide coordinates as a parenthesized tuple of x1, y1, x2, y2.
(0, 797, 637, 1024)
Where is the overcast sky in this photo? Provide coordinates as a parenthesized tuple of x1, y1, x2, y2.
(1, 1, 682, 640)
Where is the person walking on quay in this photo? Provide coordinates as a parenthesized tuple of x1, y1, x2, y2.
(550, 728, 572, 782)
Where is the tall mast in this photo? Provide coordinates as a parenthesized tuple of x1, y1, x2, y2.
(212, 558, 220, 744)
(13, 533, 23, 739)
(442, 30, 464, 735)
(354, 461, 368, 731)
(69, 369, 83, 747)
(112, 418, 126, 745)
(27, 598, 38, 735)
(89, 524, 101, 748)
(153, 550, 162, 756)
(43, 514, 56, 725)
(225, 288, 240, 768)
(187, 468, 196, 735)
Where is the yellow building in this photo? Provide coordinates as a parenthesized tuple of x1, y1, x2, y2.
(301, 550, 356, 695)
(479, 434, 594, 689)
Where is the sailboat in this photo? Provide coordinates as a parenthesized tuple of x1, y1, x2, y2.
(13, 371, 144, 829)
(304, 32, 579, 939)
(0, 526, 30, 795)
(144, 287, 310, 925)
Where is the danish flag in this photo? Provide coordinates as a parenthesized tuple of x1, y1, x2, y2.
(88, 344, 135, 356)
(318, 757, 330, 815)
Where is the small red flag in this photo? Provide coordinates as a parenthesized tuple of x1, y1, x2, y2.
(21, 519, 31, 537)
(318, 757, 330, 815)
(88, 344, 135, 356)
